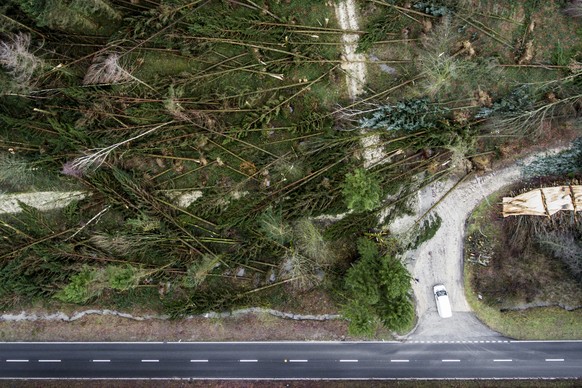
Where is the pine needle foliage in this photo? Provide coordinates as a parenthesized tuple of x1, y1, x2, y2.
(342, 168, 382, 213)
(0, 154, 35, 190)
(343, 238, 413, 336)
(15, 0, 121, 32)
(54, 266, 96, 304)
(360, 99, 445, 132)
(293, 218, 335, 267)
(258, 206, 292, 245)
(181, 254, 222, 289)
(106, 264, 140, 291)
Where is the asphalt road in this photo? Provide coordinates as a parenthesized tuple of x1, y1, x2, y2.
(0, 341, 581, 379)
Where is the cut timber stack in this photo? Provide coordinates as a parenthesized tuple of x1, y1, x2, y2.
(502, 186, 582, 217)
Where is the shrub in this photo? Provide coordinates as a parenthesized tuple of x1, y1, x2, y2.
(342, 168, 382, 212)
(106, 264, 139, 291)
(54, 267, 97, 304)
(357, 237, 379, 261)
(343, 301, 376, 337)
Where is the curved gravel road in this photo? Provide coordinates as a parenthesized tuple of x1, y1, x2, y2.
(390, 146, 570, 341)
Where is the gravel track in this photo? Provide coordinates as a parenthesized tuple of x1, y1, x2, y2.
(393, 147, 570, 341)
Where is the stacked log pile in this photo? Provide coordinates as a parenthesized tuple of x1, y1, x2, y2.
(502, 186, 582, 217)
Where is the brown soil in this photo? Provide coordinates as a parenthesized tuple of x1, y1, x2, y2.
(0, 313, 350, 342)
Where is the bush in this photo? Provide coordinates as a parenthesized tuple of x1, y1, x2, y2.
(357, 237, 379, 261)
(343, 301, 376, 337)
(106, 264, 139, 291)
(342, 169, 382, 212)
(54, 266, 97, 304)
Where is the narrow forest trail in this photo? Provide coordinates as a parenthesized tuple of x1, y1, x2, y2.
(334, 0, 386, 168)
(334, 0, 367, 99)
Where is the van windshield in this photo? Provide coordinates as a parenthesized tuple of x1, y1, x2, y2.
(436, 290, 447, 297)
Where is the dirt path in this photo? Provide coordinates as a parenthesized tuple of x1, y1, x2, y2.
(391, 146, 570, 341)
(334, 0, 386, 168)
(334, 0, 367, 100)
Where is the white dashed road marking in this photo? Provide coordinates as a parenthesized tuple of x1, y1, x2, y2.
(141, 359, 159, 363)
(6, 360, 28, 363)
(339, 359, 358, 363)
(239, 360, 258, 363)
(38, 360, 61, 363)
(545, 359, 564, 362)
(442, 359, 461, 362)
(190, 360, 208, 363)
(493, 359, 512, 362)
(289, 360, 308, 363)
(391, 360, 409, 363)
(92, 360, 110, 363)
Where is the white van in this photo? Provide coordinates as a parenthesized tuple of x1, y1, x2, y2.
(433, 284, 452, 318)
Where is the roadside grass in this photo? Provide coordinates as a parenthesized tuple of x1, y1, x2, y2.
(465, 191, 503, 238)
(465, 265, 582, 340)
(465, 185, 582, 340)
